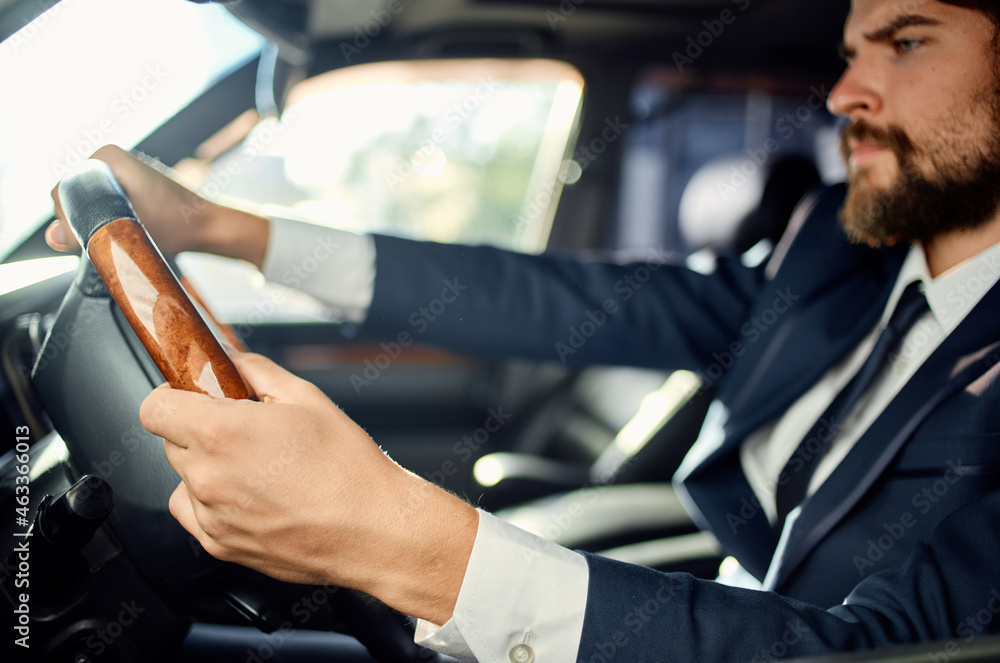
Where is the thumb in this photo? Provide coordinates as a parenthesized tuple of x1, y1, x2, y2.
(47, 187, 81, 252)
(45, 220, 79, 252)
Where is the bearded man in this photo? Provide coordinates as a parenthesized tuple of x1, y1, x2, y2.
(48, 0, 1000, 660)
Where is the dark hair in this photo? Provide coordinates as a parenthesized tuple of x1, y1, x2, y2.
(940, 1, 1000, 66)
(941, 1, 1000, 28)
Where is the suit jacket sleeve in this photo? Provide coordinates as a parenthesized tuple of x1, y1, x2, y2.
(577, 489, 1000, 661)
(360, 235, 767, 370)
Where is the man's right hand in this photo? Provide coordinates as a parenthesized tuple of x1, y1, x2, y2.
(48, 145, 269, 268)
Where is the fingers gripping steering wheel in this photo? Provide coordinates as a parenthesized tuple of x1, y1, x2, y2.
(32, 160, 428, 662)
(57, 161, 252, 401)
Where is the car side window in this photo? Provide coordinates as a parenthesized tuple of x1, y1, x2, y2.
(177, 59, 584, 323)
(0, 0, 263, 260)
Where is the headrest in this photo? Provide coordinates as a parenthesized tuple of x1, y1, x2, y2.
(678, 153, 820, 254)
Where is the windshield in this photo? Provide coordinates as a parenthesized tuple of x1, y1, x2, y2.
(0, 0, 264, 259)
(172, 59, 584, 324)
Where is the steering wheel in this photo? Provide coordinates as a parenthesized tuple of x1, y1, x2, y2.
(27, 160, 428, 662)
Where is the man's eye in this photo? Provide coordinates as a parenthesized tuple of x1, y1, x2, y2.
(894, 38, 924, 54)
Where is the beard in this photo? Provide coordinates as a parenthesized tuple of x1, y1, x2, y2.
(838, 88, 1000, 248)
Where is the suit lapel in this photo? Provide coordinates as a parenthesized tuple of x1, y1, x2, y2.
(767, 281, 1000, 590)
(723, 261, 897, 446)
(681, 234, 903, 477)
(676, 271, 899, 577)
(676, 210, 906, 576)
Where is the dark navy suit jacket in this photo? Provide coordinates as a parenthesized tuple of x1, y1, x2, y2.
(360, 185, 1000, 658)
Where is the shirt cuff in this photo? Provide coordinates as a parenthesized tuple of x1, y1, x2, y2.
(415, 510, 590, 663)
(260, 217, 376, 323)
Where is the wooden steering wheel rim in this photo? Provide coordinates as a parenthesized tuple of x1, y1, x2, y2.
(57, 159, 252, 400)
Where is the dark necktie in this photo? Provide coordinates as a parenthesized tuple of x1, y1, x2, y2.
(774, 281, 929, 530)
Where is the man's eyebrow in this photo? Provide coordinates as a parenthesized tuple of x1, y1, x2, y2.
(863, 14, 942, 44)
(838, 14, 942, 61)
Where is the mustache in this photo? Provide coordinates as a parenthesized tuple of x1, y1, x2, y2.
(839, 120, 916, 163)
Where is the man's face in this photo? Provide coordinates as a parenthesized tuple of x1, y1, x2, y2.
(829, 0, 1000, 247)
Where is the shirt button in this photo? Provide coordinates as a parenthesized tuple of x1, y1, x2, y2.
(509, 643, 534, 663)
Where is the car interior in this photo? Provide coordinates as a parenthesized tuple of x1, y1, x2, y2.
(1, 0, 999, 661)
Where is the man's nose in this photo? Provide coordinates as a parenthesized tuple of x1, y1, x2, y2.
(828, 61, 883, 118)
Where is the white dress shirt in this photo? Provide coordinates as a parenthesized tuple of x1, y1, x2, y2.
(261, 216, 1000, 662)
(742, 240, 1000, 529)
(261, 216, 377, 323)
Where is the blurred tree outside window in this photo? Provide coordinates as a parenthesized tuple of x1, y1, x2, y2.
(178, 59, 584, 325)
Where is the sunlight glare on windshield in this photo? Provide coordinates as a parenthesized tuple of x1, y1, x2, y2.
(0, 0, 263, 259)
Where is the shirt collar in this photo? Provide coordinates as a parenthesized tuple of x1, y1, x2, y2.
(884, 240, 1000, 335)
